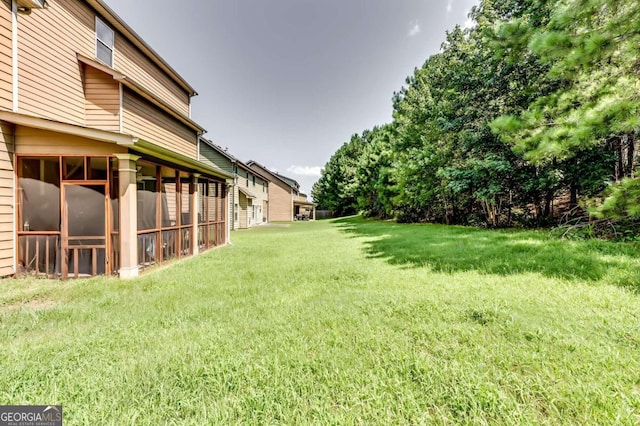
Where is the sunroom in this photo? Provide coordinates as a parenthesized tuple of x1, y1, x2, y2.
(7, 113, 232, 279)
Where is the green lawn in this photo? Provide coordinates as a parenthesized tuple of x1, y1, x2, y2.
(1, 217, 640, 425)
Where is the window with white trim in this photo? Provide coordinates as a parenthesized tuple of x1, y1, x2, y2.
(96, 17, 114, 67)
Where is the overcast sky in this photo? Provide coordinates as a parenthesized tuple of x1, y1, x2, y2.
(104, 0, 478, 194)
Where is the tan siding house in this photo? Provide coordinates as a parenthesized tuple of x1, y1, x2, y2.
(0, 121, 13, 276)
(113, 35, 191, 117)
(247, 161, 315, 222)
(0, 0, 232, 279)
(198, 139, 269, 230)
(84, 65, 120, 132)
(236, 163, 268, 229)
(0, 3, 12, 111)
(17, 0, 94, 124)
(122, 90, 197, 158)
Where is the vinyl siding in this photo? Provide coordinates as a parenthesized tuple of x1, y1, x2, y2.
(0, 121, 13, 276)
(228, 185, 234, 230)
(17, 0, 95, 124)
(14, 126, 127, 155)
(84, 65, 120, 132)
(122, 89, 197, 158)
(238, 191, 248, 229)
(267, 181, 292, 222)
(0, 1, 12, 111)
(15, 0, 191, 128)
(199, 142, 234, 174)
(114, 34, 190, 117)
(248, 164, 292, 221)
(254, 177, 268, 224)
(198, 142, 237, 229)
(236, 169, 268, 226)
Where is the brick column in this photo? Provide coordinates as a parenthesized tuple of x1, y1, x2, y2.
(115, 154, 140, 279)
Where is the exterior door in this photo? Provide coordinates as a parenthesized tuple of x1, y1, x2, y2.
(61, 183, 109, 278)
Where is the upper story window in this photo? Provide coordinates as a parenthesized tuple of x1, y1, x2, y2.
(96, 18, 115, 67)
(252, 175, 256, 186)
(245, 172, 249, 186)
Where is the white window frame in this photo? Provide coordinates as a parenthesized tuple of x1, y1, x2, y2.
(95, 17, 114, 67)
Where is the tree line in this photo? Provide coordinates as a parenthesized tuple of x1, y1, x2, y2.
(312, 0, 640, 230)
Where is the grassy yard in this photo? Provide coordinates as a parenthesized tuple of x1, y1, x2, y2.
(1, 217, 640, 425)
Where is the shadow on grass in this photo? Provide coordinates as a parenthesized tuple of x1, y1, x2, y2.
(334, 216, 640, 288)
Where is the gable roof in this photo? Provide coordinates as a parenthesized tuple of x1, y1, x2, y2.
(274, 172, 299, 189)
(236, 162, 270, 182)
(246, 161, 299, 190)
(200, 138, 237, 163)
(199, 140, 271, 182)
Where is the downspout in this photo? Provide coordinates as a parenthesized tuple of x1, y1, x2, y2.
(11, 0, 17, 273)
(118, 82, 123, 132)
(12, 0, 18, 112)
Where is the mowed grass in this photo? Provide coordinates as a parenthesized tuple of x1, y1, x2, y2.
(1, 217, 640, 425)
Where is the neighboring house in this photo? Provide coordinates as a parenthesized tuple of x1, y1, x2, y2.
(0, 0, 233, 279)
(199, 139, 269, 230)
(246, 161, 315, 222)
(235, 162, 269, 229)
(198, 137, 234, 241)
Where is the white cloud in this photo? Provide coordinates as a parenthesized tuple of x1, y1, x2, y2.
(463, 14, 475, 29)
(286, 165, 322, 177)
(408, 22, 421, 37)
(447, 0, 454, 13)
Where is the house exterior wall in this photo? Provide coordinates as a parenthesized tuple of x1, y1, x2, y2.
(84, 66, 120, 132)
(17, 0, 93, 124)
(14, 126, 128, 155)
(236, 166, 268, 226)
(0, 1, 225, 279)
(198, 141, 235, 231)
(232, 185, 239, 229)
(122, 90, 197, 158)
(247, 163, 294, 222)
(16, 0, 191, 122)
(267, 180, 292, 222)
(113, 33, 190, 117)
(0, 121, 13, 275)
(199, 143, 233, 174)
(0, 2, 12, 111)
(238, 192, 248, 229)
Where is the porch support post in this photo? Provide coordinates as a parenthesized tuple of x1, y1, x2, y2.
(115, 153, 140, 279)
(192, 174, 200, 255)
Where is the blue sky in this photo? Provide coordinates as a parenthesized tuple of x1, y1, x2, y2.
(104, 0, 478, 194)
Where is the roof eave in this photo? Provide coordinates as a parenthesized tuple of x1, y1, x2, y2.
(199, 138, 238, 163)
(0, 110, 136, 145)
